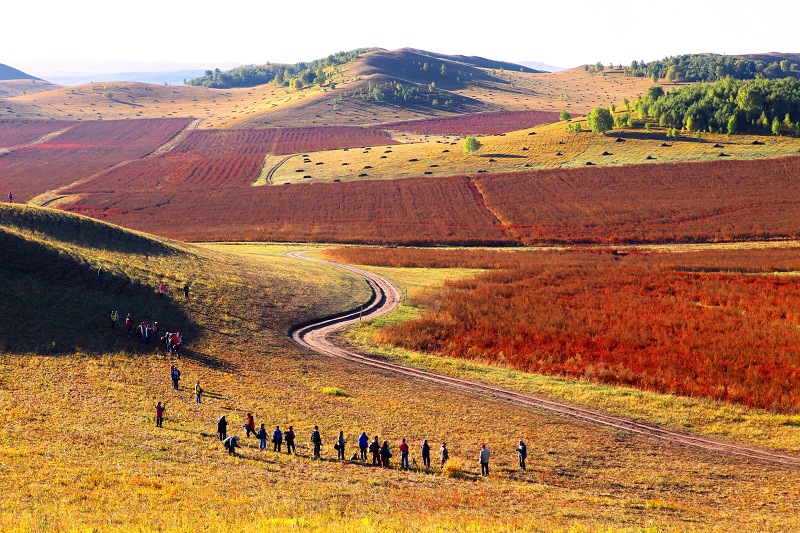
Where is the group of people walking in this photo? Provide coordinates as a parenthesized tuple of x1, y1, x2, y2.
(154, 367, 530, 477)
(217, 412, 529, 475)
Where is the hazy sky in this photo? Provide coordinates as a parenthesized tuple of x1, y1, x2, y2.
(6, 0, 799, 72)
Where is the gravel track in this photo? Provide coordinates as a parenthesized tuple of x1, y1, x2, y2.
(289, 251, 800, 469)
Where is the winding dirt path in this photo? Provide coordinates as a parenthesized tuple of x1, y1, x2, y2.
(289, 251, 800, 469)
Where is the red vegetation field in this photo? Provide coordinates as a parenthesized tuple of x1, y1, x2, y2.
(0, 118, 191, 201)
(174, 126, 397, 155)
(65, 176, 510, 244)
(373, 110, 561, 135)
(473, 155, 800, 244)
(0, 119, 71, 148)
(327, 246, 800, 413)
(57, 153, 800, 246)
(67, 153, 266, 192)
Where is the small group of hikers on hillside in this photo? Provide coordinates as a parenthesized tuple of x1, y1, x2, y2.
(112, 310, 184, 356)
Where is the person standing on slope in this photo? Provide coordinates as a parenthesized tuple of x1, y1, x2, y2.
(285, 425, 296, 455)
(516, 440, 527, 471)
(479, 444, 490, 477)
(381, 440, 392, 468)
(421, 439, 431, 470)
(217, 415, 227, 441)
(310, 425, 322, 458)
(369, 436, 381, 466)
(256, 424, 267, 450)
(273, 426, 283, 452)
(335, 430, 346, 460)
(194, 380, 203, 404)
(358, 431, 369, 461)
(399, 438, 409, 470)
(440, 442, 449, 470)
(155, 401, 165, 428)
(125, 313, 133, 337)
(170, 365, 180, 390)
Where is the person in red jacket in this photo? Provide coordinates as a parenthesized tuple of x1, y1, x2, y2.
(399, 438, 410, 470)
(243, 413, 256, 438)
(155, 402, 166, 428)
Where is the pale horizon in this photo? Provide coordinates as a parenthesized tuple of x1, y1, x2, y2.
(5, 0, 800, 78)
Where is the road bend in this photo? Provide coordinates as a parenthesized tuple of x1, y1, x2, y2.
(288, 251, 800, 469)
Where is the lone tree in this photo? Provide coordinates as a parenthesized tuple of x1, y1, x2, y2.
(559, 110, 571, 121)
(463, 136, 482, 155)
(587, 107, 614, 134)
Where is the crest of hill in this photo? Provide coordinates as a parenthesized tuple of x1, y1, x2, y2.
(350, 48, 539, 89)
(734, 52, 800, 64)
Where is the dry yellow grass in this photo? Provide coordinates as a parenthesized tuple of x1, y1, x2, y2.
(0, 66, 658, 130)
(3, 213, 800, 531)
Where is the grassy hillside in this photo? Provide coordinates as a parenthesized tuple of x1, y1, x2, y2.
(0, 49, 654, 128)
(3, 207, 800, 530)
(266, 121, 800, 185)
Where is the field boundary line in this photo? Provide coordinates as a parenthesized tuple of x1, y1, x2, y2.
(289, 251, 800, 469)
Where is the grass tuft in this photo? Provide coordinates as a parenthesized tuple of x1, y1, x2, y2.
(441, 456, 464, 478)
(322, 387, 349, 397)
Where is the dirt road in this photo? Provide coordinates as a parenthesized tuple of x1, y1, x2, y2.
(289, 251, 800, 468)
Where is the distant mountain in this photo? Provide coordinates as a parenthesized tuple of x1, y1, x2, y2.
(518, 61, 567, 72)
(10, 58, 241, 86)
(43, 70, 209, 86)
(0, 63, 38, 81)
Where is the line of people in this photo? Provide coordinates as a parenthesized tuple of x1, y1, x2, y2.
(155, 370, 529, 477)
(217, 412, 529, 475)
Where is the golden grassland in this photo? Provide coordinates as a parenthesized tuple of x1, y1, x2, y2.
(0, 66, 656, 131)
(457, 68, 658, 115)
(265, 120, 800, 185)
(3, 217, 800, 531)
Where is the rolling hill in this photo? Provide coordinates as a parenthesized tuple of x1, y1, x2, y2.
(0, 48, 653, 127)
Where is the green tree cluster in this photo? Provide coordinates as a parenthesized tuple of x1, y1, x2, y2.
(587, 107, 614, 133)
(639, 77, 800, 135)
(185, 48, 375, 89)
(463, 136, 482, 155)
(627, 54, 799, 82)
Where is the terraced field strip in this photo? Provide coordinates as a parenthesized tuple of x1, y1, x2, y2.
(289, 251, 800, 469)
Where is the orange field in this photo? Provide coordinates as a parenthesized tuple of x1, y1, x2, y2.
(0, 118, 191, 202)
(57, 154, 800, 246)
(327, 246, 800, 413)
(65, 176, 511, 244)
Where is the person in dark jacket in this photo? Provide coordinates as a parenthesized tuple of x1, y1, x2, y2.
(421, 439, 431, 469)
(381, 440, 391, 468)
(273, 426, 283, 452)
(217, 416, 227, 441)
(358, 432, 369, 461)
(516, 439, 527, 470)
(310, 425, 322, 458)
(335, 430, 346, 460)
(257, 424, 268, 450)
(369, 436, 381, 466)
(479, 444, 490, 477)
(170, 365, 180, 390)
(285, 425, 296, 455)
